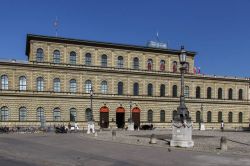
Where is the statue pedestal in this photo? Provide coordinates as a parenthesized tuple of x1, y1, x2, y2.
(170, 121, 194, 148)
(200, 123, 205, 131)
(87, 121, 95, 134)
(127, 122, 134, 131)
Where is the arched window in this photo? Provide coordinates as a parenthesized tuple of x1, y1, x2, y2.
(36, 48, 44, 62)
(196, 111, 201, 122)
(19, 76, 27, 91)
(148, 110, 153, 122)
(172, 85, 177, 97)
(53, 78, 60, 92)
(160, 60, 165, 71)
(147, 59, 153, 71)
(53, 108, 61, 121)
(218, 111, 222, 122)
(239, 112, 243, 123)
(147, 83, 153, 96)
(133, 57, 139, 69)
(196, 86, 201, 98)
(101, 81, 108, 94)
(36, 77, 44, 91)
(70, 108, 77, 122)
(238, 89, 243, 100)
(133, 83, 139, 96)
(19, 107, 27, 121)
(36, 107, 44, 121)
(85, 80, 92, 93)
(160, 110, 165, 122)
(207, 111, 212, 123)
(218, 88, 222, 99)
(173, 61, 177, 73)
(184, 86, 189, 97)
(101, 54, 107, 67)
(160, 84, 165, 97)
(117, 56, 124, 68)
(85, 53, 92, 65)
(172, 110, 177, 120)
(1, 75, 8, 90)
(118, 82, 123, 95)
(228, 88, 233, 100)
(70, 79, 77, 93)
(207, 87, 212, 99)
(85, 108, 92, 121)
(53, 50, 60, 63)
(69, 51, 76, 64)
(1, 106, 8, 121)
(228, 112, 233, 123)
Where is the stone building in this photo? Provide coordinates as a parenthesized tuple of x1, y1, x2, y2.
(0, 34, 249, 129)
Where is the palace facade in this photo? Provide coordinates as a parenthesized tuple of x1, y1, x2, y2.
(0, 34, 249, 129)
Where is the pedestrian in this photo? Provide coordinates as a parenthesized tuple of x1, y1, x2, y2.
(221, 120, 224, 132)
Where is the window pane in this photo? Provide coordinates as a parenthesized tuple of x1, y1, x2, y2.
(19, 107, 27, 121)
(37, 77, 44, 91)
(70, 108, 77, 122)
(70, 52, 76, 64)
(118, 82, 123, 95)
(1, 75, 8, 90)
(53, 108, 61, 121)
(70, 79, 77, 93)
(133, 57, 139, 69)
(53, 78, 60, 92)
(160, 60, 165, 71)
(53, 50, 60, 63)
(101, 81, 108, 94)
(85, 108, 92, 121)
(1, 106, 8, 121)
(160, 110, 165, 122)
(184, 86, 189, 97)
(101, 54, 107, 67)
(85, 80, 92, 93)
(37, 107, 44, 121)
(36, 48, 44, 62)
(19, 76, 27, 91)
(85, 53, 92, 65)
(117, 56, 123, 68)
(148, 110, 153, 122)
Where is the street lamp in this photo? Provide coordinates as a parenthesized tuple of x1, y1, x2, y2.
(170, 46, 194, 148)
(128, 100, 134, 131)
(177, 46, 189, 122)
(90, 88, 93, 121)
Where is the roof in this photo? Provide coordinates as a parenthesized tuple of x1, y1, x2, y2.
(25, 34, 196, 57)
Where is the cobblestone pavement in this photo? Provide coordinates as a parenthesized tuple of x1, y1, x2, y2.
(0, 130, 249, 166)
(83, 129, 250, 155)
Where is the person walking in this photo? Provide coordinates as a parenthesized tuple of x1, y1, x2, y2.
(220, 120, 224, 132)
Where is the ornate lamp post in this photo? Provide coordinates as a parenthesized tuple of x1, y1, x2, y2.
(90, 88, 93, 121)
(170, 46, 194, 148)
(128, 100, 134, 131)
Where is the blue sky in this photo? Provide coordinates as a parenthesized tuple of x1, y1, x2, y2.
(0, 0, 250, 77)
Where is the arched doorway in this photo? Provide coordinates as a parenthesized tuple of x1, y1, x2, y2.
(132, 107, 140, 129)
(100, 106, 109, 128)
(116, 107, 125, 128)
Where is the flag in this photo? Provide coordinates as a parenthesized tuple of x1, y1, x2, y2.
(197, 67, 201, 74)
(193, 67, 196, 74)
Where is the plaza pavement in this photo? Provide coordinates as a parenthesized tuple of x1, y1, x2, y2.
(0, 129, 249, 166)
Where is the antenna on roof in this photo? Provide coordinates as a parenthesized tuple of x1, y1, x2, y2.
(156, 31, 160, 42)
(53, 16, 59, 37)
(147, 30, 167, 49)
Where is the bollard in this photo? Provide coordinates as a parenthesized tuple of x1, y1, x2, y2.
(149, 134, 157, 144)
(220, 136, 227, 151)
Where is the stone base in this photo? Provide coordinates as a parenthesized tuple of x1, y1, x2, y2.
(127, 122, 134, 131)
(200, 123, 205, 131)
(170, 121, 194, 148)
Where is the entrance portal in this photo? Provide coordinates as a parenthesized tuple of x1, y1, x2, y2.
(116, 107, 125, 128)
(100, 106, 109, 128)
(132, 107, 140, 129)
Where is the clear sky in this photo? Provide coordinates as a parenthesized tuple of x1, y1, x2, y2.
(0, 0, 249, 77)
